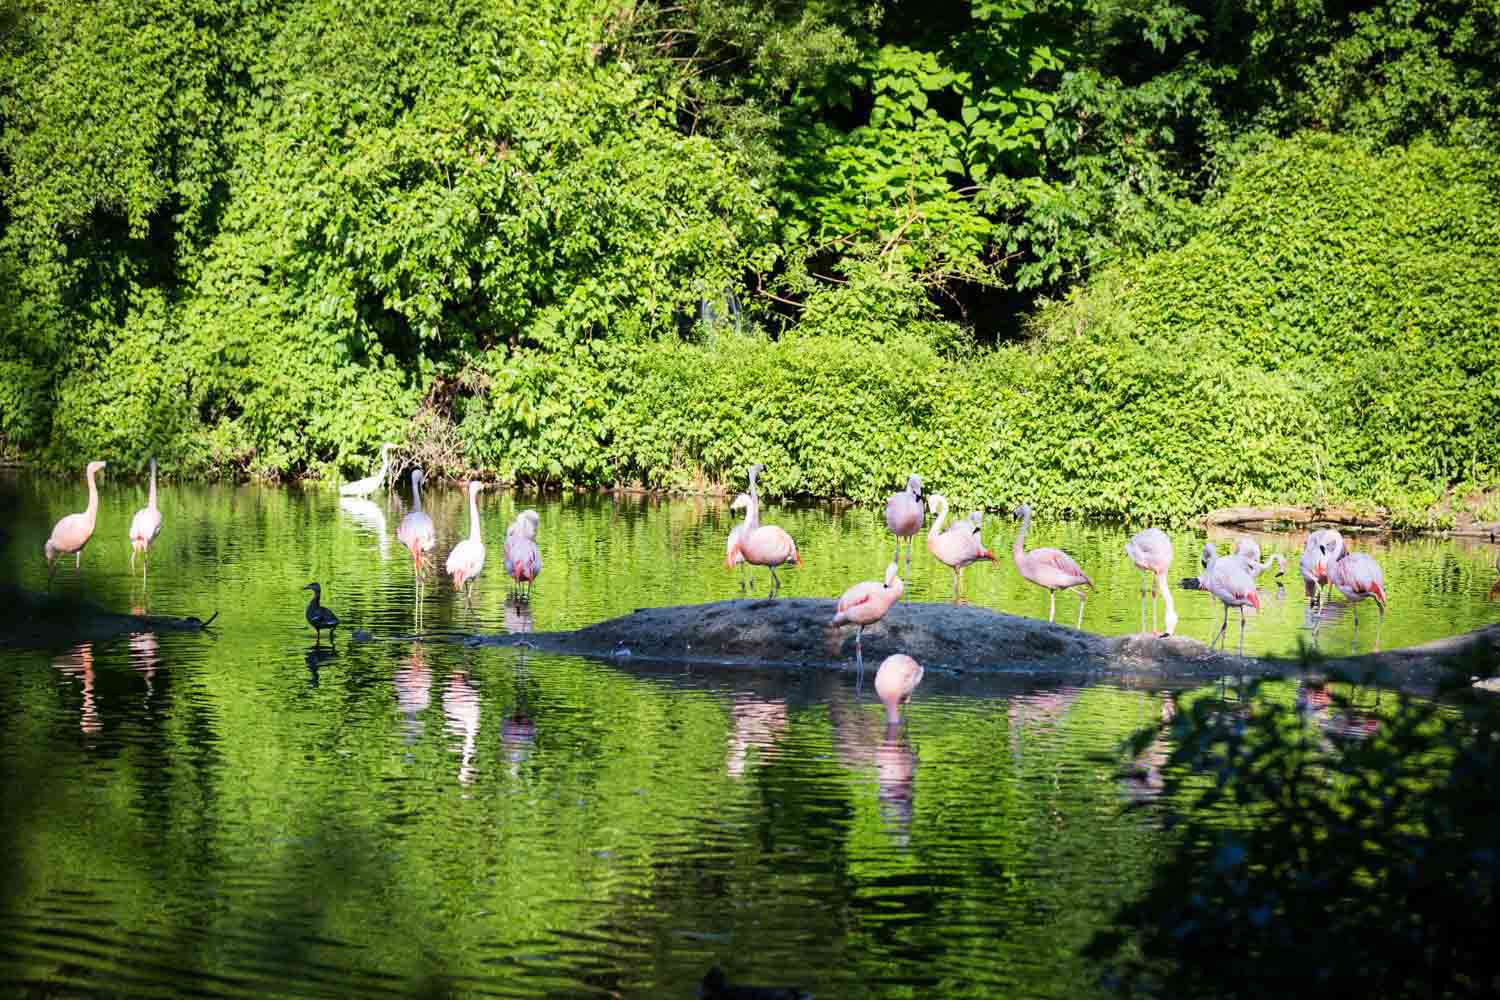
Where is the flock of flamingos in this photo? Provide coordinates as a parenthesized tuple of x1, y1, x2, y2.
(40, 452, 1390, 721)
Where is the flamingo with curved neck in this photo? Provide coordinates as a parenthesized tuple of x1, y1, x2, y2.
(46, 460, 107, 586)
(1200, 542, 1261, 654)
(1012, 504, 1093, 627)
(726, 464, 801, 595)
(925, 494, 995, 601)
(1124, 527, 1176, 636)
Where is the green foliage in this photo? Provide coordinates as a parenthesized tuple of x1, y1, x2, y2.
(1091, 661, 1500, 997)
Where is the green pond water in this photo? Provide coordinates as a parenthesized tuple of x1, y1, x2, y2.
(1, 471, 1496, 998)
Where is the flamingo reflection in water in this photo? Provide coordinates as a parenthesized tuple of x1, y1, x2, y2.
(1121, 691, 1176, 804)
(443, 669, 481, 786)
(726, 694, 790, 778)
(128, 611, 159, 704)
(394, 645, 432, 747)
(53, 642, 102, 735)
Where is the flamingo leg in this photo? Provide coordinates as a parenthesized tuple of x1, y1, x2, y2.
(131, 547, 136, 572)
(1075, 589, 1086, 630)
(1375, 604, 1384, 652)
(1150, 572, 1159, 634)
(1212, 602, 1228, 650)
(769, 565, 781, 596)
(1048, 590, 1056, 624)
(855, 626, 866, 693)
(1238, 606, 1247, 657)
(951, 568, 960, 602)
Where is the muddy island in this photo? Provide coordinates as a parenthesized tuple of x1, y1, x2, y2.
(476, 598, 1500, 694)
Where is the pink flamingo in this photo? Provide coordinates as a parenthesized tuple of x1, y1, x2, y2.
(46, 460, 107, 587)
(832, 562, 904, 676)
(725, 464, 801, 595)
(885, 474, 924, 580)
(128, 457, 163, 582)
(445, 480, 487, 605)
(874, 653, 924, 725)
(1327, 547, 1387, 647)
(725, 492, 755, 591)
(1012, 504, 1093, 626)
(1124, 527, 1177, 636)
(926, 494, 995, 600)
(397, 468, 436, 617)
(504, 509, 542, 599)
(1200, 542, 1261, 654)
(1299, 528, 1344, 609)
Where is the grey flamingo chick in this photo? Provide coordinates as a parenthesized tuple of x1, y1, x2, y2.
(128, 457, 163, 581)
(884, 474, 924, 580)
(302, 582, 340, 644)
(925, 494, 995, 600)
(1012, 503, 1093, 626)
(1124, 527, 1176, 636)
(46, 460, 107, 587)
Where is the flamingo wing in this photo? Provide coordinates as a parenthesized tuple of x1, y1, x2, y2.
(1035, 547, 1090, 585)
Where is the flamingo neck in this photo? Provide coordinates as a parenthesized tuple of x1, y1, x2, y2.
(85, 467, 100, 523)
(412, 477, 424, 513)
(1012, 510, 1030, 567)
(467, 489, 482, 542)
(745, 472, 761, 533)
(927, 498, 948, 542)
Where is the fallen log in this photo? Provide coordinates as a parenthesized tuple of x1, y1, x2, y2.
(1201, 505, 1388, 529)
(1, 585, 219, 650)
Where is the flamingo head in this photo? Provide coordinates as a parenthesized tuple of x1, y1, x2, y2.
(884, 563, 900, 586)
(1012, 503, 1032, 520)
(747, 463, 765, 484)
(86, 460, 107, 476)
(906, 474, 923, 500)
(928, 493, 948, 518)
(147, 457, 156, 474)
(411, 468, 424, 487)
(729, 492, 750, 512)
(468, 480, 485, 498)
(1201, 542, 1217, 568)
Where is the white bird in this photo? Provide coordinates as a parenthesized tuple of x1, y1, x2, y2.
(128, 457, 163, 581)
(446, 480, 487, 605)
(340, 442, 397, 497)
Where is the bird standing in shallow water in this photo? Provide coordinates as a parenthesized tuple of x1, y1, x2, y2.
(1299, 527, 1344, 610)
(875, 654, 924, 726)
(1328, 546, 1387, 649)
(1200, 543, 1260, 655)
(46, 460, 107, 588)
(128, 457, 163, 583)
(725, 464, 801, 596)
(1124, 527, 1176, 636)
(397, 468, 436, 621)
(504, 509, 542, 600)
(926, 494, 995, 601)
(885, 474, 924, 583)
(340, 442, 397, 497)
(1012, 503, 1093, 626)
(446, 481, 488, 606)
(302, 582, 340, 645)
(832, 562, 904, 680)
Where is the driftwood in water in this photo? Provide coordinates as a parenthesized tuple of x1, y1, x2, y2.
(1202, 505, 1386, 529)
(0, 585, 219, 650)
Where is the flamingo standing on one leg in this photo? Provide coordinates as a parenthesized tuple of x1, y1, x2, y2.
(832, 562, 904, 681)
(1200, 543, 1261, 655)
(504, 509, 542, 600)
(128, 457, 163, 583)
(875, 654, 924, 726)
(925, 494, 995, 601)
(1124, 527, 1177, 636)
(725, 493, 755, 591)
(1327, 547, 1387, 650)
(1012, 503, 1093, 626)
(725, 464, 801, 596)
(885, 475, 924, 583)
(46, 460, 107, 588)
(397, 468, 436, 619)
(446, 480, 488, 606)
